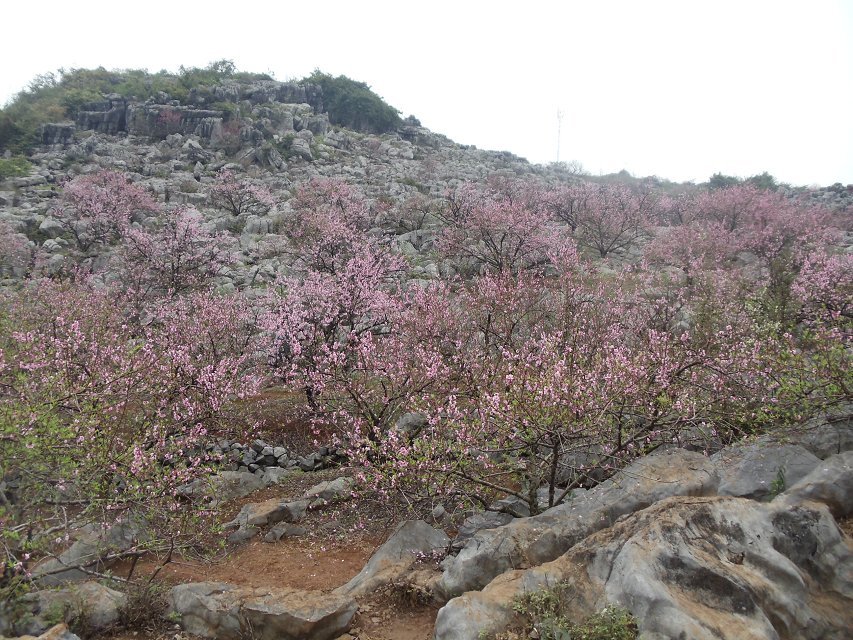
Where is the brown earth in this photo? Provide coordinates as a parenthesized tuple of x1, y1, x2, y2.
(102, 465, 441, 640)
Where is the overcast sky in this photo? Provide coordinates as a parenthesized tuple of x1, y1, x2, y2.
(2, 0, 851, 186)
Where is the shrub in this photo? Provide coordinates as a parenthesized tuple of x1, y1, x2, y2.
(0, 156, 31, 180)
(305, 70, 402, 134)
(512, 582, 638, 640)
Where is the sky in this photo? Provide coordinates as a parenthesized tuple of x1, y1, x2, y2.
(2, 0, 851, 186)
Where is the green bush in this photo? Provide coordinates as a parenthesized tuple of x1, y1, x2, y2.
(512, 582, 638, 640)
(305, 70, 402, 134)
(0, 156, 31, 180)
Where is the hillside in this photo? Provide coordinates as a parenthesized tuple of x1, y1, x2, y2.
(0, 65, 851, 640)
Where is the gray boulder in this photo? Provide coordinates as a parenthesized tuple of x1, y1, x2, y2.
(10, 582, 126, 636)
(290, 137, 313, 161)
(335, 520, 449, 597)
(169, 582, 356, 640)
(435, 497, 853, 640)
(225, 498, 309, 530)
(33, 519, 143, 586)
(451, 512, 514, 552)
(394, 412, 427, 438)
(264, 523, 308, 543)
(437, 448, 719, 599)
(305, 477, 353, 505)
(176, 470, 265, 505)
(775, 450, 853, 518)
(788, 408, 853, 459)
(712, 442, 820, 499)
(38, 217, 65, 239)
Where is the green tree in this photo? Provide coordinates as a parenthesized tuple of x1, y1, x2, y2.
(306, 70, 402, 133)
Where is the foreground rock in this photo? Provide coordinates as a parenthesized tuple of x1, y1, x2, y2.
(775, 450, 853, 518)
(32, 519, 143, 586)
(335, 520, 449, 597)
(168, 582, 357, 640)
(435, 496, 853, 640)
(3, 581, 126, 636)
(437, 448, 719, 599)
(711, 442, 820, 499)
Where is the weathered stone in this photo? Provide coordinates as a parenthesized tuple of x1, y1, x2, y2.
(393, 412, 427, 438)
(451, 512, 514, 551)
(38, 217, 65, 239)
(435, 497, 853, 640)
(40, 123, 76, 147)
(712, 442, 820, 500)
(290, 137, 313, 161)
(788, 408, 853, 459)
(264, 523, 308, 543)
(33, 519, 143, 586)
(169, 582, 356, 640)
(775, 450, 853, 518)
(225, 498, 309, 530)
(305, 477, 353, 505)
(176, 470, 265, 505)
(262, 467, 291, 485)
(335, 521, 449, 597)
(10, 581, 127, 636)
(437, 448, 719, 600)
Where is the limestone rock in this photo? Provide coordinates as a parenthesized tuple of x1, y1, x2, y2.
(225, 498, 309, 530)
(712, 442, 820, 499)
(38, 217, 65, 239)
(451, 512, 514, 551)
(176, 470, 265, 505)
(169, 582, 357, 640)
(437, 448, 719, 600)
(335, 520, 449, 597)
(305, 477, 353, 505)
(788, 408, 853, 459)
(435, 497, 853, 640)
(264, 523, 308, 543)
(775, 450, 853, 518)
(40, 123, 76, 147)
(9, 582, 126, 636)
(33, 519, 143, 586)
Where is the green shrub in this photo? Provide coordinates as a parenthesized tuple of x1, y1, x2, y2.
(0, 156, 31, 180)
(512, 582, 638, 640)
(305, 70, 402, 134)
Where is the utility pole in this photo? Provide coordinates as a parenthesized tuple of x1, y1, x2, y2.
(556, 108, 563, 163)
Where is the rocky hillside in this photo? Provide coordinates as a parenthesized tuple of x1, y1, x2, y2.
(0, 67, 851, 640)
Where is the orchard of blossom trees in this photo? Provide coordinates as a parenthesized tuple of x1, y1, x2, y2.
(0, 169, 849, 600)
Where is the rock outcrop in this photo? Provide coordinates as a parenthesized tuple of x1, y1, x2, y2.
(335, 520, 449, 597)
(437, 448, 720, 599)
(168, 582, 356, 640)
(435, 496, 853, 640)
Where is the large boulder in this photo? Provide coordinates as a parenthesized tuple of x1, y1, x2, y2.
(224, 498, 309, 529)
(168, 582, 356, 640)
(32, 519, 143, 586)
(437, 448, 719, 600)
(711, 442, 821, 500)
(787, 407, 853, 459)
(6, 582, 126, 636)
(335, 520, 449, 597)
(775, 450, 853, 519)
(304, 477, 353, 505)
(435, 497, 853, 640)
(451, 512, 514, 552)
